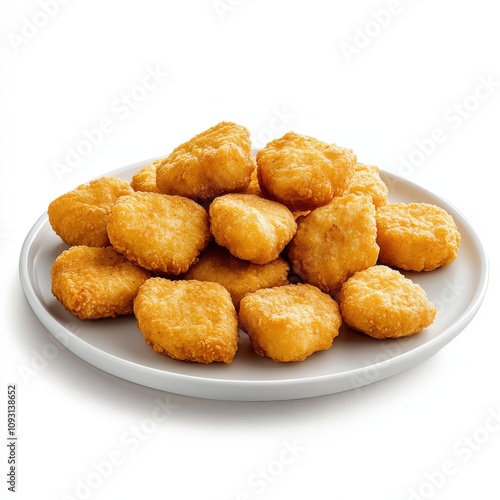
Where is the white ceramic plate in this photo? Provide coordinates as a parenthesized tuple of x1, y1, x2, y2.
(19, 159, 488, 401)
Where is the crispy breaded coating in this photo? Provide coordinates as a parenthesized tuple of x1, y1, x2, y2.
(288, 194, 379, 295)
(347, 164, 388, 207)
(130, 159, 162, 193)
(48, 176, 134, 247)
(237, 167, 264, 197)
(156, 121, 255, 201)
(209, 193, 297, 264)
(256, 132, 356, 211)
(337, 265, 437, 339)
(376, 202, 461, 271)
(291, 209, 311, 220)
(239, 284, 342, 362)
(107, 192, 211, 274)
(183, 243, 290, 308)
(50, 246, 151, 320)
(134, 278, 238, 364)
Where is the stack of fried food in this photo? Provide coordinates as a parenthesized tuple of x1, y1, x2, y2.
(48, 121, 461, 364)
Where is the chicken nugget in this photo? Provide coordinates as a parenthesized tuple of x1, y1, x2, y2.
(288, 194, 379, 295)
(239, 284, 342, 362)
(48, 176, 134, 247)
(209, 193, 297, 264)
(376, 202, 461, 271)
(134, 278, 238, 364)
(183, 243, 290, 308)
(337, 265, 437, 339)
(256, 132, 356, 211)
(130, 159, 162, 193)
(347, 164, 388, 207)
(51, 246, 151, 320)
(237, 167, 264, 197)
(156, 121, 255, 201)
(107, 192, 211, 274)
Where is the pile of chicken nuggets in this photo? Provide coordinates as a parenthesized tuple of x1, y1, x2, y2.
(48, 121, 461, 364)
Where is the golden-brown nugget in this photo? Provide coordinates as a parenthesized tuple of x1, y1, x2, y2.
(256, 132, 356, 211)
(239, 284, 342, 362)
(48, 176, 134, 247)
(376, 202, 461, 271)
(107, 192, 211, 274)
(237, 167, 264, 197)
(209, 193, 297, 264)
(288, 194, 379, 295)
(134, 278, 238, 364)
(347, 164, 388, 207)
(337, 265, 437, 339)
(130, 159, 162, 193)
(51, 246, 151, 320)
(183, 243, 290, 308)
(156, 121, 255, 201)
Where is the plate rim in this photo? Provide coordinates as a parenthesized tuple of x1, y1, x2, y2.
(18, 160, 489, 400)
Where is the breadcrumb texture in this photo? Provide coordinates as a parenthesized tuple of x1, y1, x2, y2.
(134, 278, 238, 364)
(337, 265, 437, 339)
(156, 121, 255, 201)
(50, 246, 151, 320)
(237, 167, 264, 197)
(209, 193, 297, 264)
(347, 164, 388, 207)
(239, 283, 342, 362)
(48, 176, 134, 247)
(288, 194, 379, 295)
(130, 159, 162, 193)
(376, 202, 461, 271)
(256, 132, 356, 211)
(107, 192, 211, 274)
(183, 243, 289, 308)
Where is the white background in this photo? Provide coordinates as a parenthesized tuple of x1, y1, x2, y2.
(1, 1, 499, 499)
